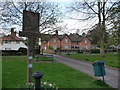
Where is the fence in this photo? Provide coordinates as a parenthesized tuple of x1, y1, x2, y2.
(55, 49, 90, 54)
(34, 54, 54, 61)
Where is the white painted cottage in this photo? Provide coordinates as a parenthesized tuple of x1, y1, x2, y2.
(2, 28, 27, 51)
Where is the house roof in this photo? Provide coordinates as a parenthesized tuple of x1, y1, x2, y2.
(41, 33, 88, 42)
(58, 35, 64, 40)
(2, 35, 21, 41)
(40, 34, 52, 41)
(2, 28, 21, 41)
(69, 34, 82, 42)
(58, 34, 67, 40)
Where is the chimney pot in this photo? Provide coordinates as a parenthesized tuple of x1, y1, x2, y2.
(11, 28, 14, 32)
(11, 28, 16, 36)
(56, 30, 58, 35)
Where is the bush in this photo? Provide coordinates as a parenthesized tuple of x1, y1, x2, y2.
(48, 46, 53, 50)
(2, 48, 27, 56)
(90, 49, 100, 53)
(18, 48, 27, 55)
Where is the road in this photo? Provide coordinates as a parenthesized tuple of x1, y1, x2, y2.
(52, 54, 119, 88)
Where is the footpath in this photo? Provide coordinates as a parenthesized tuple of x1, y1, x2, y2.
(52, 54, 119, 88)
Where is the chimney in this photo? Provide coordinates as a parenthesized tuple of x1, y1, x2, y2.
(56, 30, 58, 35)
(82, 32, 86, 37)
(11, 28, 16, 36)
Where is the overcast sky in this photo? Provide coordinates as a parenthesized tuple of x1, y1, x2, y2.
(45, 0, 117, 35)
(0, 0, 116, 35)
(49, 0, 98, 35)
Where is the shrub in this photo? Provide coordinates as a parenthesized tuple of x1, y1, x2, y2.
(48, 46, 53, 50)
(90, 49, 100, 53)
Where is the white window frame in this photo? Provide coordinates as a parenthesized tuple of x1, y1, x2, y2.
(43, 41, 46, 44)
(65, 39, 68, 43)
(53, 39, 56, 43)
(5, 48, 11, 50)
(84, 40, 87, 44)
(52, 45, 57, 50)
(64, 46, 68, 49)
(44, 46, 47, 50)
(5, 41, 11, 44)
(84, 46, 87, 49)
(16, 41, 20, 44)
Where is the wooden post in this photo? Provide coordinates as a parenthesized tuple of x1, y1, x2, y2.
(27, 37, 34, 83)
(19, 10, 40, 83)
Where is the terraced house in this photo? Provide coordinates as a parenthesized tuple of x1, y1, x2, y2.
(41, 30, 91, 52)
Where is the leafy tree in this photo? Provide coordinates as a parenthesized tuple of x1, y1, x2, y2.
(68, 0, 118, 57)
(107, 1, 120, 45)
(87, 24, 100, 45)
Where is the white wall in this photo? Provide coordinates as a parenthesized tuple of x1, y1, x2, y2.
(2, 41, 27, 50)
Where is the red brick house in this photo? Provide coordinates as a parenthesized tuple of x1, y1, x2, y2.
(41, 31, 91, 51)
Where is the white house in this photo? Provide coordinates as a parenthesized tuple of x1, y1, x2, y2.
(2, 28, 27, 51)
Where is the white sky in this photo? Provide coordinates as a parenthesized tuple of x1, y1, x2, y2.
(0, 0, 117, 35)
(54, 1, 98, 34)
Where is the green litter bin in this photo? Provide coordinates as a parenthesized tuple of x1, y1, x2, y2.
(92, 61, 106, 77)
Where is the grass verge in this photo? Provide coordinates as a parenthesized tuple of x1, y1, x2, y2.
(2, 56, 111, 88)
(62, 53, 119, 68)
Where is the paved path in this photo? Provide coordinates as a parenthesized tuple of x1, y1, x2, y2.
(51, 54, 119, 88)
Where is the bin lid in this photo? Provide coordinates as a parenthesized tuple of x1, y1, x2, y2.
(92, 60, 104, 66)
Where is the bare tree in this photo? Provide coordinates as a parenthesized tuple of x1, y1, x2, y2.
(68, 0, 118, 57)
(0, 2, 62, 33)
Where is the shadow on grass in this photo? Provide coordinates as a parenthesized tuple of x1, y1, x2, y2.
(85, 58, 89, 61)
(93, 80, 111, 87)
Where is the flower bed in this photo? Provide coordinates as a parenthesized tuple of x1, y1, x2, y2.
(18, 81, 58, 89)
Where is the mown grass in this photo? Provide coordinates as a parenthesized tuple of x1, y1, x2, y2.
(2, 56, 27, 88)
(33, 63, 111, 88)
(62, 53, 119, 68)
(2, 56, 111, 88)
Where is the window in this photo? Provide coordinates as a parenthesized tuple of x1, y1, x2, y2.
(43, 41, 46, 44)
(53, 39, 56, 43)
(84, 46, 87, 49)
(52, 45, 57, 50)
(65, 39, 68, 43)
(16, 41, 20, 44)
(64, 46, 68, 49)
(84, 40, 87, 44)
(5, 48, 11, 50)
(5, 41, 11, 44)
(44, 46, 47, 50)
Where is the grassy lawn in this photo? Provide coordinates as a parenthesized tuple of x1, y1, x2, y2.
(2, 56, 111, 88)
(62, 53, 119, 68)
(2, 56, 27, 88)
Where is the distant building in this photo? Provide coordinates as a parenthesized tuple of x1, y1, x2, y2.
(41, 30, 91, 51)
(116, 44, 120, 49)
(2, 28, 27, 51)
(90, 45, 98, 49)
(0, 33, 3, 51)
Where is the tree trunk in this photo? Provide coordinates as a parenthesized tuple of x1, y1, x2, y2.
(101, 1, 106, 57)
(98, 1, 106, 57)
(98, 1, 104, 57)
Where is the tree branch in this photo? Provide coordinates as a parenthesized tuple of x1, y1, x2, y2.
(84, 0, 98, 15)
(105, 2, 117, 17)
